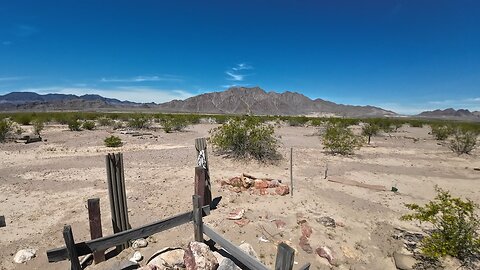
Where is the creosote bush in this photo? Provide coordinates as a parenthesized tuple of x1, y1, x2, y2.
(104, 135, 123, 147)
(431, 124, 454, 141)
(82, 120, 96, 130)
(97, 116, 113, 126)
(0, 118, 13, 142)
(401, 187, 480, 264)
(161, 117, 189, 133)
(127, 114, 150, 129)
(209, 117, 281, 162)
(449, 128, 477, 155)
(322, 123, 363, 155)
(67, 119, 82, 131)
(32, 119, 44, 135)
(361, 123, 379, 144)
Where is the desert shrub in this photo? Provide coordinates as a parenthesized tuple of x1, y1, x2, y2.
(409, 120, 424, 128)
(67, 119, 82, 131)
(287, 116, 309, 127)
(209, 117, 280, 162)
(449, 128, 477, 155)
(97, 116, 113, 126)
(13, 113, 34, 125)
(127, 114, 150, 129)
(104, 135, 123, 147)
(161, 117, 189, 133)
(32, 119, 45, 135)
(431, 124, 454, 141)
(82, 120, 96, 130)
(0, 119, 13, 142)
(322, 123, 363, 155)
(112, 121, 124, 130)
(361, 123, 379, 144)
(401, 187, 480, 264)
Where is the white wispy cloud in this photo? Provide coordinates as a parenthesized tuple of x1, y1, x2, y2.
(221, 84, 251, 88)
(225, 71, 245, 81)
(225, 63, 254, 82)
(16, 86, 194, 103)
(100, 75, 183, 83)
(377, 97, 480, 115)
(232, 63, 253, 71)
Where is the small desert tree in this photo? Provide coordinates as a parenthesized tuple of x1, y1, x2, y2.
(401, 187, 480, 264)
(449, 128, 477, 154)
(322, 123, 363, 155)
(362, 123, 379, 144)
(209, 117, 280, 162)
(32, 119, 45, 136)
(0, 118, 13, 142)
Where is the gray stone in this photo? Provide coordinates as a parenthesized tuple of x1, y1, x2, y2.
(147, 247, 185, 269)
(393, 252, 416, 270)
(184, 241, 218, 270)
(239, 243, 258, 259)
(132, 238, 148, 249)
(218, 257, 239, 270)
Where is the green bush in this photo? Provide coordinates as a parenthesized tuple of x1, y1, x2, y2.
(401, 187, 480, 263)
(67, 119, 82, 131)
(161, 117, 189, 133)
(0, 119, 13, 142)
(362, 123, 379, 144)
(82, 120, 96, 130)
(97, 116, 113, 126)
(409, 120, 424, 128)
(104, 135, 123, 147)
(127, 114, 150, 129)
(322, 123, 363, 155)
(32, 119, 45, 135)
(209, 117, 281, 162)
(449, 128, 477, 154)
(13, 113, 34, 125)
(431, 124, 454, 141)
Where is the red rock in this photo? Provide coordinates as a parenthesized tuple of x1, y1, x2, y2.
(316, 246, 334, 265)
(254, 180, 269, 189)
(184, 242, 218, 270)
(301, 222, 313, 238)
(259, 188, 268, 195)
(267, 179, 280, 188)
(227, 209, 245, 220)
(273, 220, 286, 230)
(299, 236, 313, 254)
(234, 218, 250, 227)
(228, 177, 243, 187)
(275, 185, 290, 196)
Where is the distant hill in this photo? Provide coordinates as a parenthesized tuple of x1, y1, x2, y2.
(0, 87, 396, 117)
(417, 108, 480, 121)
(156, 87, 396, 117)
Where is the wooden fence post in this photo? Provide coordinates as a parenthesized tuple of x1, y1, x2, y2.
(195, 138, 212, 205)
(87, 198, 105, 264)
(290, 147, 293, 197)
(106, 153, 130, 251)
(192, 195, 204, 242)
(63, 225, 81, 270)
(195, 167, 210, 206)
(275, 242, 295, 270)
(0, 215, 5, 228)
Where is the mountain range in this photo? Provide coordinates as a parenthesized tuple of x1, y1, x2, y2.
(0, 87, 478, 120)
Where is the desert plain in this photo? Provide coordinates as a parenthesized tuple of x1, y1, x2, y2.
(0, 123, 479, 270)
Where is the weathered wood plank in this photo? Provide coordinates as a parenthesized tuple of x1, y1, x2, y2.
(63, 225, 81, 270)
(195, 167, 206, 206)
(193, 195, 204, 242)
(47, 205, 211, 262)
(0, 215, 6, 228)
(275, 242, 295, 270)
(203, 224, 269, 270)
(87, 198, 105, 264)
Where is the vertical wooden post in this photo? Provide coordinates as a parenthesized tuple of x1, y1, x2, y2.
(0, 215, 5, 228)
(87, 198, 105, 264)
(192, 195, 204, 242)
(194, 167, 208, 206)
(275, 242, 295, 270)
(195, 138, 212, 205)
(290, 147, 293, 197)
(63, 225, 81, 270)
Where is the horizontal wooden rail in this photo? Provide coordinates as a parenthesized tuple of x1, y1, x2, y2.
(47, 205, 211, 262)
(203, 224, 269, 270)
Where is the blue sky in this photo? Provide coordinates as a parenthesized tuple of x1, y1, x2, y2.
(0, 0, 479, 114)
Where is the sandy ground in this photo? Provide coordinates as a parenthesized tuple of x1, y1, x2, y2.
(0, 123, 479, 270)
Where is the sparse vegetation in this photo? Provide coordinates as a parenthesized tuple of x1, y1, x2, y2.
(431, 124, 454, 141)
(209, 117, 281, 162)
(161, 116, 189, 133)
(97, 116, 113, 126)
(401, 187, 480, 265)
(82, 120, 96, 130)
(0, 118, 13, 142)
(127, 114, 150, 129)
(67, 119, 82, 131)
(104, 135, 123, 147)
(322, 122, 363, 155)
(32, 119, 45, 135)
(449, 128, 478, 155)
(362, 123, 379, 144)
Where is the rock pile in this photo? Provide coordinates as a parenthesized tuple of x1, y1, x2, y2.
(221, 173, 290, 196)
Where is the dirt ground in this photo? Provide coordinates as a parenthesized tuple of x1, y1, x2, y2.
(0, 123, 479, 270)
